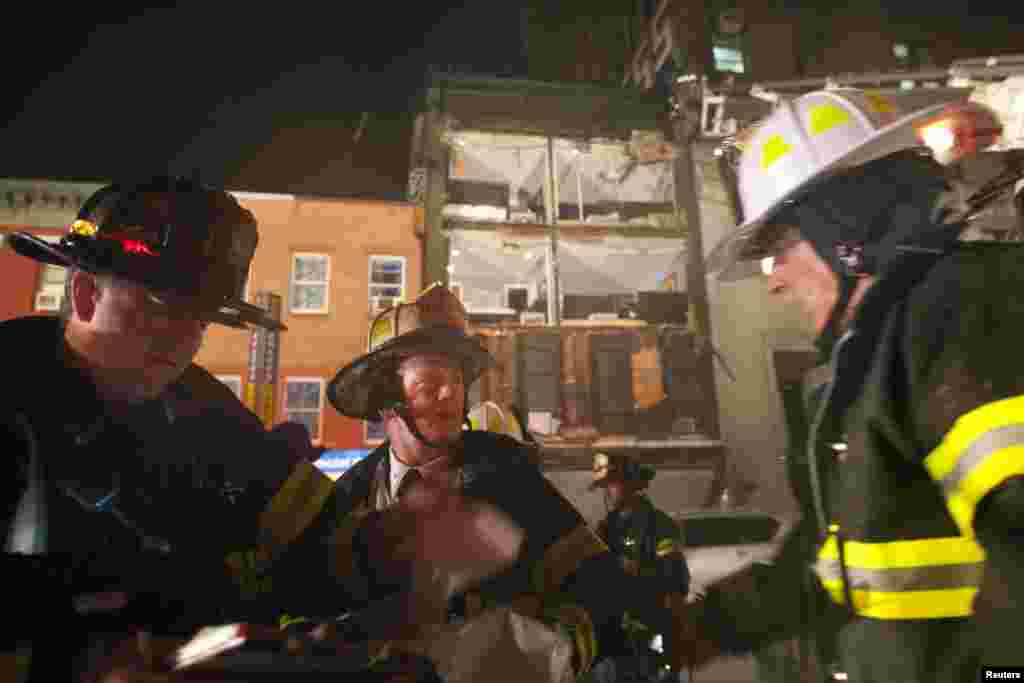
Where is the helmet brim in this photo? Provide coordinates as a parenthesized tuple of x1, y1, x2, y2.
(706, 100, 957, 282)
(8, 232, 284, 331)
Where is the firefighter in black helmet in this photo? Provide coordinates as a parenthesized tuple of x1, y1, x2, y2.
(588, 453, 689, 683)
(0, 177, 341, 680)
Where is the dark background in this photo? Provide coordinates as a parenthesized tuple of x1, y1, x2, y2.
(1, 2, 1020, 195)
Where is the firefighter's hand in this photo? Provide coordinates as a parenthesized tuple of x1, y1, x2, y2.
(81, 632, 177, 683)
(358, 479, 525, 600)
(663, 593, 719, 673)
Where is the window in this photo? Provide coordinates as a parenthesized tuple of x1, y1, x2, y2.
(504, 283, 529, 311)
(713, 44, 745, 74)
(215, 375, 243, 399)
(283, 377, 325, 442)
(33, 236, 67, 312)
(290, 253, 330, 314)
(365, 418, 387, 444)
(369, 255, 406, 313)
(35, 264, 68, 312)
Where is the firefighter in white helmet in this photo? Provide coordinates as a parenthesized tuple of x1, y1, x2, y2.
(666, 89, 1024, 682)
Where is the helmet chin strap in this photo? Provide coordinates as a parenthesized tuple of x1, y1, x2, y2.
(814, 273, 858, 363)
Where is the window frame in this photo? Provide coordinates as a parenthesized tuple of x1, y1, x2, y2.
(368, 254, 407, 313)
(33, 235, 67, 312)
(289, 252, 331, 315)
(282, 376, 326, 443)
(503, 282, 530, 310)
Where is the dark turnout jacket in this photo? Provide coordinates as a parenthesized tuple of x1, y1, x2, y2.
(695, 244, 1024, 682)
(325, 431, 671, 676)
(0, 316, 340, 680)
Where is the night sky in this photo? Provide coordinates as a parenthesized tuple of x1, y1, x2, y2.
(0, 2, 527, 194)
(1, 2, 1020, 196)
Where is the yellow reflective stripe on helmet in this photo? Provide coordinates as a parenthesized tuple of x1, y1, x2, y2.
(761, 134, 793, 169)
(533, 523, 609, 595)
(258, 461, 335, 554)
(925, 395, 1024, 535)
(808, 103, 853, 136)
(816, 533, 984, 619)
(656, 538, 679, 557)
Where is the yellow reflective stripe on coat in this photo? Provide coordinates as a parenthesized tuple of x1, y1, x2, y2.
(925, 395, 1024, 536)
(259, 461, 335, 553)
(543, 602, 597, 675)
(816, 533, 984, 619)
(533, 524, 608, 595)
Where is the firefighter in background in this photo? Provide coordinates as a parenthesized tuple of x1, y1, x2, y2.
(589, 453, 690, 683)
(0, 177, 342, 681)
(665, 88, 1024, 682)
(312, 284, 678, 681)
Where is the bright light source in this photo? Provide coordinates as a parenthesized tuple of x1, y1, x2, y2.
(760, 256, 775, 276)
(523, 251, 533, 260)
(831, 442, 849, 452)
(451, 249, 461, 257)
(893, 43, 909, 59)
(918, 119, 957, 157)
(446, 264, 455, 274)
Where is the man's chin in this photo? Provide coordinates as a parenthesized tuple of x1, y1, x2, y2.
(419, 426, 463, 446)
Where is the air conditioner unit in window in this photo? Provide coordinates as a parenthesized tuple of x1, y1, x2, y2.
(370, 296, 397, 314)
(34, 292, 61, 312)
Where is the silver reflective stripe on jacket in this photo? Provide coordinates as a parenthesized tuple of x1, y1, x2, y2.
(6, 413, 46, 554)
(816, 557, 985, 592)
(937, 423, 1024, 497)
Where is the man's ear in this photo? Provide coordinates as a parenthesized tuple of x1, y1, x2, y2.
(70, 270, 100, 322)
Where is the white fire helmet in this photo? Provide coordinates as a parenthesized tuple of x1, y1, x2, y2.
(706, 88, 1001, 280)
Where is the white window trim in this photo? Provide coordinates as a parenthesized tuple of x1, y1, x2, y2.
(33, 234, 67, 312)
(282, 376, 326, 443)
(368, 254, 407, 313)
(503, 283, 530, 309)
(290, 252, 331, 315)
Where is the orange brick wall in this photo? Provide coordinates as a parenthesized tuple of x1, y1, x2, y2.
(0, 227, 64, 322)
(197, 194, 422, 449)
